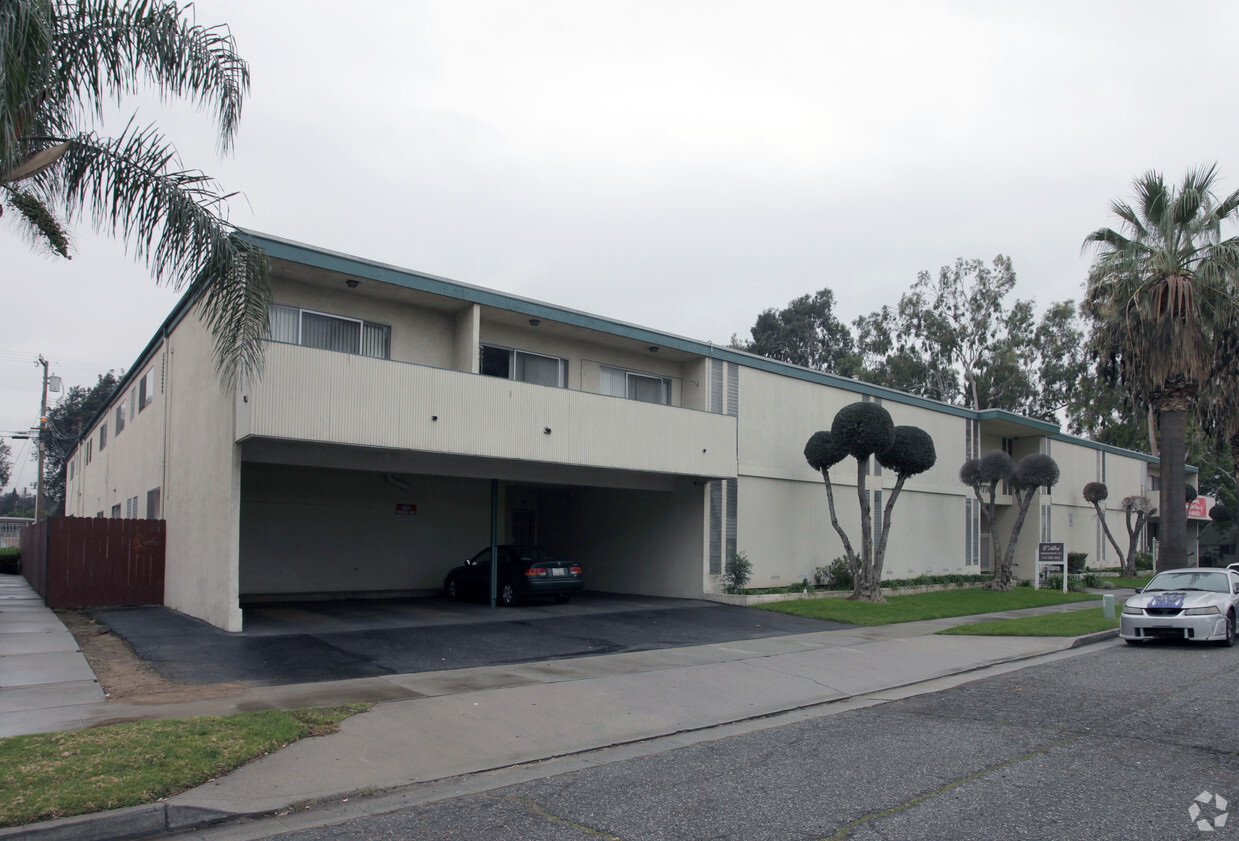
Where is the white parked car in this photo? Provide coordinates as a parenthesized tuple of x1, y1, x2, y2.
(1121, 567, 1239, 646)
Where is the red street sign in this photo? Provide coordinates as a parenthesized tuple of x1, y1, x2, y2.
(1187, 498, 1208, 520)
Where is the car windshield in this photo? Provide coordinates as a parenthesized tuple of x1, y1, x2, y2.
(1144, 571, 1229, 593)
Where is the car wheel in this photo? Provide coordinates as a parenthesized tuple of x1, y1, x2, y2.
(555, 593, 571, 604)
(499, 582, 518, 607)
(1220, 611, 1237, 647)
(446, 578, 459, 600)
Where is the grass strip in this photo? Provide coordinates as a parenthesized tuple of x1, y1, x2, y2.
(937, 607, 1119, 637)
(754, 587, 1098, 626)
(0, 704, 369, 828)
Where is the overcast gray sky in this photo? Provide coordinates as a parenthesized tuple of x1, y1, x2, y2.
(3, 0, 1238, 492)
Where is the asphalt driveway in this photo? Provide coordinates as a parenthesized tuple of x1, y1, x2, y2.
(94, 593, 851, 687)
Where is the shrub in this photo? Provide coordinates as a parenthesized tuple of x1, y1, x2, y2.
(1079, 572, 1103, 588)
(722, 551, 752, 594)
(1134, 550, 1154, 571)
(818, 557, 853, 590)
(1041, 574, 1087, 592)
(1067, 552, 1088, 574)
(0, 546, 19, 575)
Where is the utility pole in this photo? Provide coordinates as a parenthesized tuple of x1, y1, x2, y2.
(35, 356, 49, 521)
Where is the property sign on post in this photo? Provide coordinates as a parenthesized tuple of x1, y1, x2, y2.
(1035, 542, 1067, 593)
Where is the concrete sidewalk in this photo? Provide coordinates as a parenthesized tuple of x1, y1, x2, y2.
(0, 575, 105, 736)
(1, 591, 1122, 841)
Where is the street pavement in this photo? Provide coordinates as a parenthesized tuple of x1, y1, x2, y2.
(0, 575, 1129, 841)
(180, 640, 1237, 841)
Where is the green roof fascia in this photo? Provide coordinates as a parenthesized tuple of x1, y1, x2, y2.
(1047, 432, 1198, 473)
(239, 230, 979, 420)
(974, 409, 1060, 435)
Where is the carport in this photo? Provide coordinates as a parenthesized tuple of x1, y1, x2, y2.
(236, 439, 716, 615)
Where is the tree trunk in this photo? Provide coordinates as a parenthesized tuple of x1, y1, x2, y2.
(1091, 502, 1125, 569)
(1146, 403, 1159, 457)
(991, 486, 1037, 591)
(1157, 404, 1188, 571)
(866, 476, 910, 604)
(853, 458, 874, 601)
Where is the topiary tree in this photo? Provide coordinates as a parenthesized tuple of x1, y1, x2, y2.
(1083, 482, 1126, 572)
(806, 401, 935, 602)
(960, 449, 1059, 590)
(870, 426, 938, 598)
(959, 450, 1014, 579)
(1118, 495, 1157, 576)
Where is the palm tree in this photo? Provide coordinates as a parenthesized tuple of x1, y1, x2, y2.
(1, 0, 269, 384)
(1084, 165, 1239, 571)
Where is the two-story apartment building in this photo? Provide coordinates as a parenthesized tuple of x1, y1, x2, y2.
(63, 231, 1198, 632)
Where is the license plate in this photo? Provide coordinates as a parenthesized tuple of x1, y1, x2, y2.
(551, 568, 565, 576)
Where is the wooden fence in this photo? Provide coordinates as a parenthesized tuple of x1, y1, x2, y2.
(20, 516, 165, 609)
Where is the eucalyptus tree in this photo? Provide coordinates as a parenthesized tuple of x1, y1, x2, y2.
(1, 0, 269, 384)
(960, 451, 1059, 590)
(1084, 165, 1239, 571)
(805, 401, 936, 603)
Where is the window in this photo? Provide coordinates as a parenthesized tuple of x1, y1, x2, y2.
(129, 389, 136, 421)
(481, 345, 566, 387)
(139, 368, 155, 410)
(124, 497, 134, 519)
(69, 459, 74, 480)
(147, 487, 161, 519)
(110, 503, 121, 518)
(86, 439, 92, 464)
(115, 402, 126, 435)
(600, 367, 670, 404)
(267, 304, 391, 359)
(99, 422, 108, 451)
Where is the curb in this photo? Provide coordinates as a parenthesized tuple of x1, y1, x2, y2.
(0, 803, 236, 841)
(1070, 628, 1121, 647)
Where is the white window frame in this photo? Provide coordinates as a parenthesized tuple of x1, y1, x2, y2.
(267, 304, 391, 360)
(481, 344, 567, 388)
(139, 368, 155, 410)
(600, 366, 670, 405)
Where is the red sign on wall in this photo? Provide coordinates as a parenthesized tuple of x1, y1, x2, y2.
(1187, 498, 1208, 520)
(395, 503, 418, 519)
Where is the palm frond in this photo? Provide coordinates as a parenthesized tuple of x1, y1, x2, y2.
(1, 183, 71, 256)
(0, 0, 57, 163)
(52, 124, 269, 383)
(51, 0, 249, 153)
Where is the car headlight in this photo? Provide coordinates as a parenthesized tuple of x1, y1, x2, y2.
(1122, 605, 1144, 615)
(1184, 606, 1221, 616)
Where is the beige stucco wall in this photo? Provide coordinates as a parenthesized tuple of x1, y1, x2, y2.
(557, 480, 706, 598)
(270, 277, 460, 370)
(162, 308, 245, 631)
(239, 463, 495, 596)
(67, 347, 168, 520)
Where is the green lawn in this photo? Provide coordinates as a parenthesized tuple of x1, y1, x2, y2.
(0, 705, 369, 828)
(754, 588, 1099, 626)
(938, 607, 1119, 637)
(1110, 575, 1154, 589)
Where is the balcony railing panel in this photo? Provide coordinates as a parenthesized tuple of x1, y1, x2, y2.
(238, 342, 736, 477)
